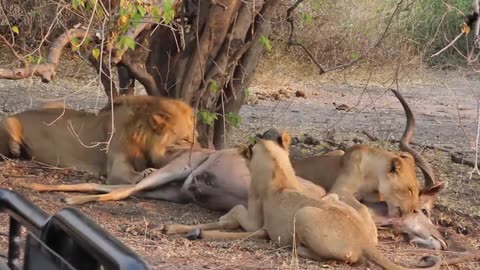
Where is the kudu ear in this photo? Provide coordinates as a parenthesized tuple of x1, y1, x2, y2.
(277, 132, 291, 151)
(390, 157, 402, 174)
(238, 144, 253, 160)
(420, 181, 446, 197)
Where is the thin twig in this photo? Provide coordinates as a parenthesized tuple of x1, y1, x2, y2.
(431, 32, 465, 58)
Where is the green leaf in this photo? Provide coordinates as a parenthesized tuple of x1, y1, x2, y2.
(27, 55, 45, 64)
(302, 13, 313, 24)
(259, 35, 272, 52)
(11, 26, 19, 34)
(209, 80, 218, 94)
(151, 6, 161, 22)
(72, 0, 85, 9)
(248, 136, 256, 145)
(92, 48, 100, 60)
(225, 112, 241, 128)
(70, 37, 81, 51)
(131, 11, 143, 26)
(350, 52, 360, 60)
(85, 0, 94, 10)
(27, 55, 35, 63)
(197, 110, 218, 127)
(243, 87, 250, 97)
(118, 35, 136, 51)
(162, 0, 175, 24)
(71, 37, 80, 46)
(128, 3, 136, 14)
(95, 7, 104, 18)
(137, 5, 146, 17)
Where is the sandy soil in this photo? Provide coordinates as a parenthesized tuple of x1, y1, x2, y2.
(0, 61, 479, 269)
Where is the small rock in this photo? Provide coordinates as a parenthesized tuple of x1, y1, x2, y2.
(295, 90, 306, 98)
(278, 89, 288, 95)
(272, 93, 281, 100)
(333, 102, 350, 111)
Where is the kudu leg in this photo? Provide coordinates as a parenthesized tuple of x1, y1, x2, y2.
(59, 151, 210, 205)
(30, 183, 133, 193)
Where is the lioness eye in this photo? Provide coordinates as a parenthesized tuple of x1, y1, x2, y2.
(421, 208, 429, 216)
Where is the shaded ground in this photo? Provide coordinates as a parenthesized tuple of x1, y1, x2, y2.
(0, 61, 480, 269)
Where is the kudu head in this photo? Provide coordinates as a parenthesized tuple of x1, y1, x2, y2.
(390, 89, 447, 250)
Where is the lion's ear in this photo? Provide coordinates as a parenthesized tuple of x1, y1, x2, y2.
(238, 144, 252, 159)
(390, 157, 402, 174)
(150, 114, 166, 131)
(277, 132, 291, 151)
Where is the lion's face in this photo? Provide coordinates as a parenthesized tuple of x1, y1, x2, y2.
(378, 152, 420, 217)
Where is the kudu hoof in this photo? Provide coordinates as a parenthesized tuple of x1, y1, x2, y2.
(417, 256, 440, 268)
(186, 228, 202, 240)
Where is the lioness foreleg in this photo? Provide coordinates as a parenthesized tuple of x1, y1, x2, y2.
(334, 192, 378, 244)
(163, 204, 262, 235)
(186, 229, 269, 241)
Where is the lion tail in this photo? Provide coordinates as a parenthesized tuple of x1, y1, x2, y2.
(364, 246, 440, 270)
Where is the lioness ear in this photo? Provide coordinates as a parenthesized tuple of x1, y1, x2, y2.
(150, 114, 166, 131)
(390, 157, 401, 173)
(277, 132, 291, 151)
(238, 144, 252, 159)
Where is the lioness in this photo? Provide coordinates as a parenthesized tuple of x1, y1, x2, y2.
(163, 132, 441, 270)
(0, 96, 197, 184)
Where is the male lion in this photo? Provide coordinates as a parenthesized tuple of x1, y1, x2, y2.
(0, 96, 197, 184)
(162, 132, 441, 270)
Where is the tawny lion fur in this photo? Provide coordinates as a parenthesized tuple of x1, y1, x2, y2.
(163, 133, 440, 270)
(0, 96, 197, 184)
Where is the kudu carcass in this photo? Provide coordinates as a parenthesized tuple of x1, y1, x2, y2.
(29, 90, 446, 250)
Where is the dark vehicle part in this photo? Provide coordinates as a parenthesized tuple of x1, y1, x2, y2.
(0, 189, 150, 270)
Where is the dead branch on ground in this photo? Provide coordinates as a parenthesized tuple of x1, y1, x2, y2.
(0, 29, 92, 82)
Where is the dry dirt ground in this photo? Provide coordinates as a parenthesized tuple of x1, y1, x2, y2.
(0, 59, 480, 269)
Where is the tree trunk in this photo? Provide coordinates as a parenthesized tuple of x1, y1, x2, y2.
(144, 0, 281, 149)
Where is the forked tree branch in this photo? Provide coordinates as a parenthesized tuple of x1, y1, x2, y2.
(111, 0, 183, 64)
(0, 29, 92, 82)
(87, 51, 118, 98)
(120, 53, 158, 95)
(286, 0, 325, 74)
(286, 0, 404, 75)
(0, 34, 23, 61)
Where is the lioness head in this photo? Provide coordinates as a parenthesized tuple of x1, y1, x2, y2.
(239, 132, 297, 190)
(378, 152, 420, 217)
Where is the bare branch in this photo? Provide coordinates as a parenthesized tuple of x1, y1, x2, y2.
(431, 32, 465, 58)
(286, 0, 325, 74)
(0, 29, 92, 82)
(111, 0, 183, 64)
(111, 18, 155, 65)
(120, 53, 158, 95)
(88, 51, 119, 98)
(0, 34, 23, 61)
(286, 0, 404, 74)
